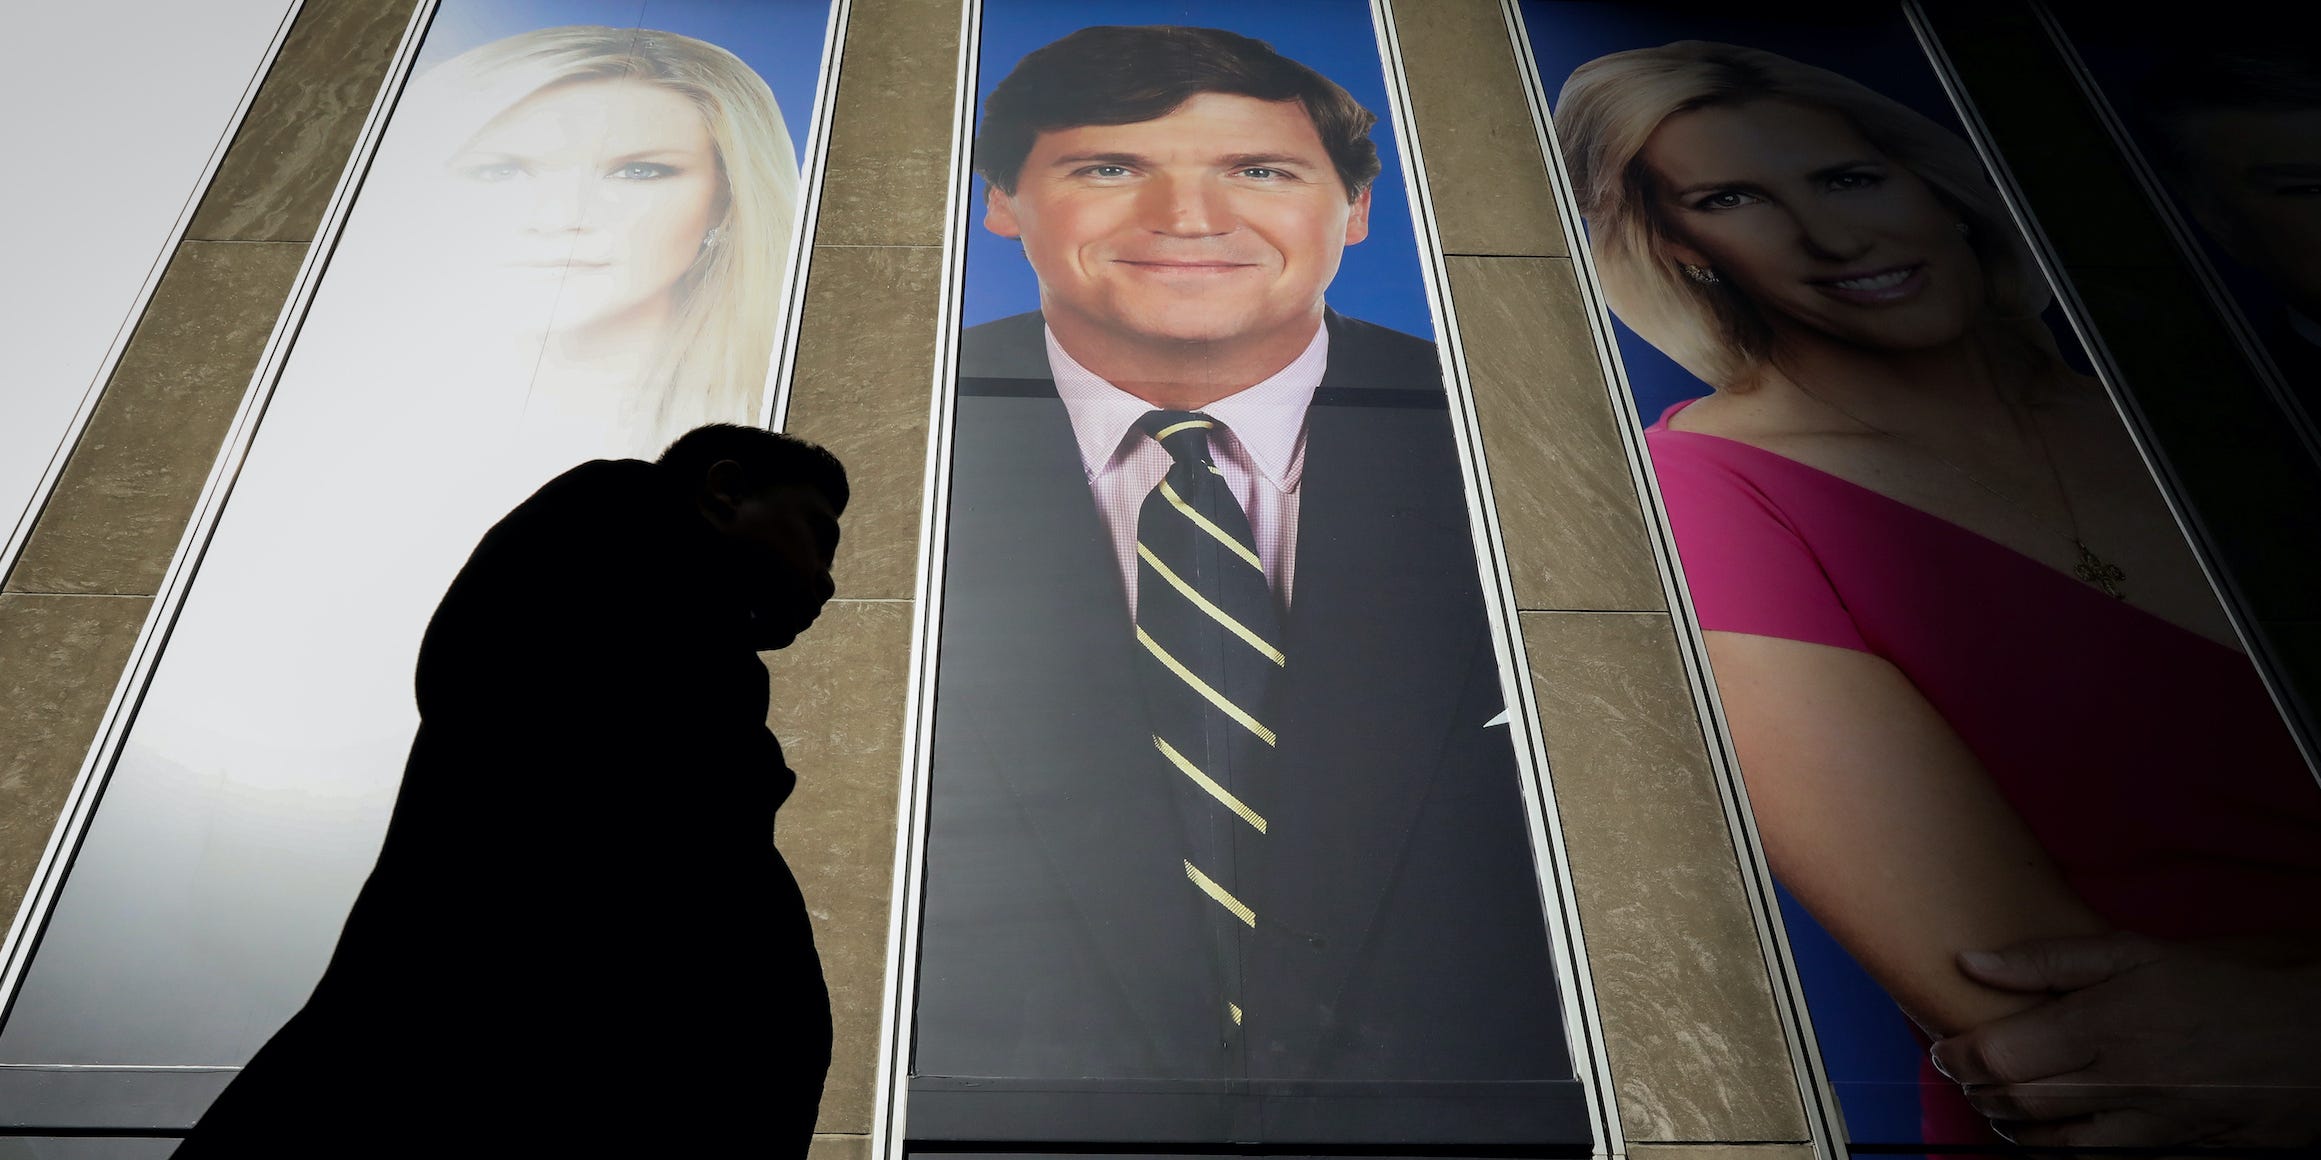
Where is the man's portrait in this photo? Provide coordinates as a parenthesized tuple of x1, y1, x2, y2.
(909, 10, 1582, 1146)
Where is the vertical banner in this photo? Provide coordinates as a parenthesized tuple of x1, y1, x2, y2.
(0, 0, 836, 1123)
(2046, 0, 2321, 450)
(905, 0, 1590, 1148)
(1520, 0, 2321, 1151)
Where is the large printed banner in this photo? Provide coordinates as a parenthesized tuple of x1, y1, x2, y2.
(2048, 1, 2321, 448)
(910, 0, 1589, 1147)
(1521, 0, 2321, 1150)
(0, 0, 833, 1120)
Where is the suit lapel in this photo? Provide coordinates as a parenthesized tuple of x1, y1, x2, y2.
(939, 372, 1223, 1070)
(1257, 322, 1494, 1061)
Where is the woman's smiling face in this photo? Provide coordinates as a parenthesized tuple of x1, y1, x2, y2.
(1642, 98, 1985, 355)
(442, 78, 723, 339)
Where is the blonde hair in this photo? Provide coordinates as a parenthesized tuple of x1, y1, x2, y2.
(1555, 41, 2050, 390)
(400, 26, 799, 445)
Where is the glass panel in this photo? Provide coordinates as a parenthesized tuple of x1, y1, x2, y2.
(1521, 0, 2321, 1151)
(2, 0, 295, 558)
(0, 0, 835, 1100)
(908, 0, 1589, 1148)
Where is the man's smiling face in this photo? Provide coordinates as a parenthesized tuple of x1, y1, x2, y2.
(983, 92, 1371, 362)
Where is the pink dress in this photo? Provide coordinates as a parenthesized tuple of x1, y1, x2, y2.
(1646, 400, 2321, 1142)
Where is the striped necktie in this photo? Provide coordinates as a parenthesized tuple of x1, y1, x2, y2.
(1131, 409, 1284, 1032)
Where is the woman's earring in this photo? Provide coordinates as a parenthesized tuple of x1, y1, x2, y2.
(1681, 263, 1721, 285)
(701, 226, 724, 249)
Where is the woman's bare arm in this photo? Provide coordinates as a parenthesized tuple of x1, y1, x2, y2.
(1705, 629, 2111, 1036)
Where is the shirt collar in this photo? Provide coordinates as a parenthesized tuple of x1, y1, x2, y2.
(1047, 320, 1328, 490)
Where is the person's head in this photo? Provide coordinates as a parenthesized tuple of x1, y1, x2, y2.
(2135, 43, 2321, 320)
(408, 27, 798, 438)
(1556, 41, 2050, 389)
(973, 26, 1382, 371)
(658, 424, 847, 650)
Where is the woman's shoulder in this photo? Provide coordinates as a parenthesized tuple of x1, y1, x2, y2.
(1648, 398, 1810, 494)
(1645, 400, 1876, 651)
(1648, 393, 1882, 506)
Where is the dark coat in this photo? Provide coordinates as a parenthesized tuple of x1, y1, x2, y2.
(177, 460, 830, 1157)
(909, 312, 1582, 1144)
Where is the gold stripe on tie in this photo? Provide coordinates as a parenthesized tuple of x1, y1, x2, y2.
(1158, 479, 1263, 571)
(1153, 735, 1269, 833)
(1137, 543, 1286, 666)
(1229, 1003, 1244, 1025)
(1153, 418, 1216, 442)
(1184, 860, 1256, 927)
(1137, 627, 1277, 745)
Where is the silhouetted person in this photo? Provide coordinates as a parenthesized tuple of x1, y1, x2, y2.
(176, 424, 847, 1158)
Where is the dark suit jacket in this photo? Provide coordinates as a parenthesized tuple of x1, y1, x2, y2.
(178, 461, 831, 1158)
(911, 311, 1578, 1143)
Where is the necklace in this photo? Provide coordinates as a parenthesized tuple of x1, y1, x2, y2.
(1787, 381, 2129, 599)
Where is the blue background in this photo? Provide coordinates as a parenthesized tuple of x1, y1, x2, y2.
(411, 0, 833, 164)
(964, 0, 1433, 337)
(1519, 2, 1991, 1149)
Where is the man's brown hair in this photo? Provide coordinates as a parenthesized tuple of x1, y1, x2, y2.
(974, 25, 1382, 201)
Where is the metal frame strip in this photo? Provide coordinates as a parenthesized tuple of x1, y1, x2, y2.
(765, 0, 856, 433)
(870, 0, 983, 1154)
(1373, 1, 1620, 1152)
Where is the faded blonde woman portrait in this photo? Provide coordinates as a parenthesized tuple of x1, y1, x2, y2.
(1559, 39, 2321, 1149)
(147, 20, 808, 787)
(376, 23, 800, 473)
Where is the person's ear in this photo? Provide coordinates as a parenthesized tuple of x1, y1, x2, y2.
(1663, 236, 1712, 271)
(702, 459, 749, 526)
(984, 183, 1025, 239)
(1343, 185, 1372, 246)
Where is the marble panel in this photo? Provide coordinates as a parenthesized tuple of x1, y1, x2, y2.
(188, 0, 423, 242)
(813, 0, 963, 248)
(1521, 609, 1808, 1143)
(8, 242, 306, 597)
(764, 599, 915, 1134)
(806, 1133, 870, 1160)
(0, 594, 152, 927)
(1450, 256, 1662, 612)
(784, 245, 944, 603)
(1393, 0, 1566, 257)
(1631, 1146, 1818, 1160)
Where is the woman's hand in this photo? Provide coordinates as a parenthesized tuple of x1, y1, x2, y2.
(1930, 932, 2321, 1148)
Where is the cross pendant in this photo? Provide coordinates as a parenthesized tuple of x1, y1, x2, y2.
(2072, 539, 2127, 599)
